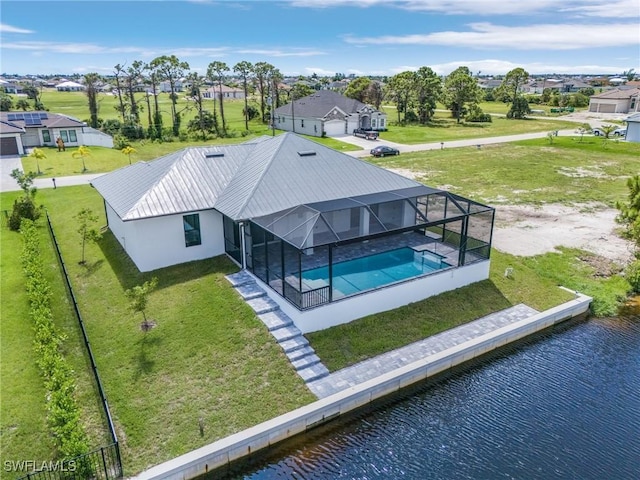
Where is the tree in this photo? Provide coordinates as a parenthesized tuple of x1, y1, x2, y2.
(414, 66, 442, 124)
(615, 175, 640, 250)
(233, 61, 253, 131)
(344, 77, 371, 102)
(8, 169, 39, 231)
(75, 208, 102, 265)
(498, 68, 530, 119)
(83, 72, 101, 128)
(622, 68, 636, 82)
(366, 81, 384, 110)
(442, 66, 482, 124)
(151, 55, 189, 136)
(121, 146, 136, 165)
(22, 84, 43, 109)
(0, 91, 13, 111)
(16, 99, 30, 111)
(125, 277, 159, 331)
(207, 61, 230, 135)
(386, 71, 416, 124)
(507, 96, 531, 119)
(29, 147, 46, 175)
(185, 72, 213, 140)
(124, 61, 145, 126)
(72, 145, 91, 172)
(113, 64, 128, 123)
(253, 61, 276, 123)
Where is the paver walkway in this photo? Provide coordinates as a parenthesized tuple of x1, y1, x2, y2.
(306, 303, 538, 398)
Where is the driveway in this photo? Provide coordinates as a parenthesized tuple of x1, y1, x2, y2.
(0, 155, 23, 192)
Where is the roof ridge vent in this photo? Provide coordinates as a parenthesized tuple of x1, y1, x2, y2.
(297, 150, 316, 157)
(205, 152, 225, 158)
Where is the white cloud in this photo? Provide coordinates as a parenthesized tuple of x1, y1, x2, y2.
(288, 0, 639, 17)
(303, 67, 335, 76)
(236, 48, 326, 57)
(344, 22, 640, 50)
(0, 23, 34, 34)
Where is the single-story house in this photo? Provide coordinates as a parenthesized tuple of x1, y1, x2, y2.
(624, 113, 640, 143)
(274, 90, 387, 138)
(1, 82, 23, 94)
(0, 111, 113, 156)
(203, 85, 246, 100)
(159, 80, 183, 93)
(91, 133, 494, 332)
(55, 81, 85, 92)
(588, 88, 640, 114)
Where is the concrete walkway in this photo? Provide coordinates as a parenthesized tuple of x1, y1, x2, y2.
(307, 303, 538, 398)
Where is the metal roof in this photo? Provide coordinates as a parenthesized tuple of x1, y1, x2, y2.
(92, 133, 427, 222)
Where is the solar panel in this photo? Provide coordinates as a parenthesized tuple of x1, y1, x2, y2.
(39, 113, 48, 119)
(7, 113, 17, 121)
(25, 117, 38, 125)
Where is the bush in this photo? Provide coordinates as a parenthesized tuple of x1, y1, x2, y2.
(9, 196, 40, 231)
(624, 260, 640, 293)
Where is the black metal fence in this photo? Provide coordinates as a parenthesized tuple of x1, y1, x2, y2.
(16, 213, 123, 480)
(17, 444, 121, 480)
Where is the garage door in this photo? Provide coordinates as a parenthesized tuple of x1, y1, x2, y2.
(0, 137, 19, 156)
(323, 120, 346, 136)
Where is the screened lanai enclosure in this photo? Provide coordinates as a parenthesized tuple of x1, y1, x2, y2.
(224, 186, 494, 311)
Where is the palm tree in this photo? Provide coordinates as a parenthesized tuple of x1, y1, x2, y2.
(234, 61, 253, 131)
(29, 147, 46, 175)
(207, 61, 230, 135)
(72, 145, 91, 172)
(121, 146, 136, 165)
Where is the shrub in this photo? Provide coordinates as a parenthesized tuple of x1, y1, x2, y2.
(624, 260, 640, 293)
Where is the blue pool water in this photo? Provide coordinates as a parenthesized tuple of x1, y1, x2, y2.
(302, 247, 450, 296)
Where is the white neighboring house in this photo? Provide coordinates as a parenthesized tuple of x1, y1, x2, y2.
(625, 113, 640, 143)
(0, 111, 114, 156)
(55, 81, 85, 92)
(91, 133, 494, 332)
(588, 88, 640, 114)
(274, 90, 387, 138)
(203, 85, 246, 100)
(159, 80, 183, 93)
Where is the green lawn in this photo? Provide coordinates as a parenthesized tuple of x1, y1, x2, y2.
(377, 111, 581, 144)
(0, 192, 108, 477)
(370, 136, 640, 206)
(31, 186, 316, 475)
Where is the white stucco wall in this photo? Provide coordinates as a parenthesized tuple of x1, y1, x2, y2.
(255, 260, 491, 333)
(275, 115, 324, 137)
(626, 121, 640, 143)
(105, 204, 226, 272)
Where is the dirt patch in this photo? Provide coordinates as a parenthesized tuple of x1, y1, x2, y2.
(493, 203, 634, 264)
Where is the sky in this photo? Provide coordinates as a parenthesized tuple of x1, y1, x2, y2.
(1, 0, 639, 78)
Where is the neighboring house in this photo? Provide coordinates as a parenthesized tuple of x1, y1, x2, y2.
(203, 85, 246, 100)
(0, 111, 114, 156)
(0, 120, 26, 156)
(274, 90, 387, 137)
(55, 81, 85, 92)
(588, 88, 640, 114)
(91, 133, 494, 332)
(1, 83, 23, 94)
(625, 113, 640, 143)
(159, 80, 183, 93)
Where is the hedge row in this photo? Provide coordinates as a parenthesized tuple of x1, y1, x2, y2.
(20, 219, 89, 458)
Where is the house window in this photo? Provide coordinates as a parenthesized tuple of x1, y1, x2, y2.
(42, 130, 51, 143)
(59, 130, 78, 143)
(183, 214, 201, 247)
(380, 119, 385, 128)
(371, 119, 377, 128)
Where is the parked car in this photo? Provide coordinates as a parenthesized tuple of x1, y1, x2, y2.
(370, 145, 400, 157)
(592, 126, 626, 137)
(353, 128, 379, 140)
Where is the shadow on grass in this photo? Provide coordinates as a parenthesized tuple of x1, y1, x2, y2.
(79, 258, 104, 276)
(97, 230, 239, 291)
(133, 333, 162, 381)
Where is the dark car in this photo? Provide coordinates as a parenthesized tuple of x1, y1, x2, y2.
(370, 145, 400, 157)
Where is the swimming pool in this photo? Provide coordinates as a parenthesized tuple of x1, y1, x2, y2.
(302, 247, 450, 297)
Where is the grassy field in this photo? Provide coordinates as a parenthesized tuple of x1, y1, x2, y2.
(0, 192, 109, 477)
(371, 136, 640, 207)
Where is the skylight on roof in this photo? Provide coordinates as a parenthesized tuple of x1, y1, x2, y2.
(297, 150, 316, 157)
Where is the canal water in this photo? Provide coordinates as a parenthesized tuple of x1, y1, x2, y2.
(213, 313, 640, 480)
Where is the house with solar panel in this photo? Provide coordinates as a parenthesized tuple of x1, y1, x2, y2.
(0, 111, 114, 156)
(92, 133, 494, 332)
